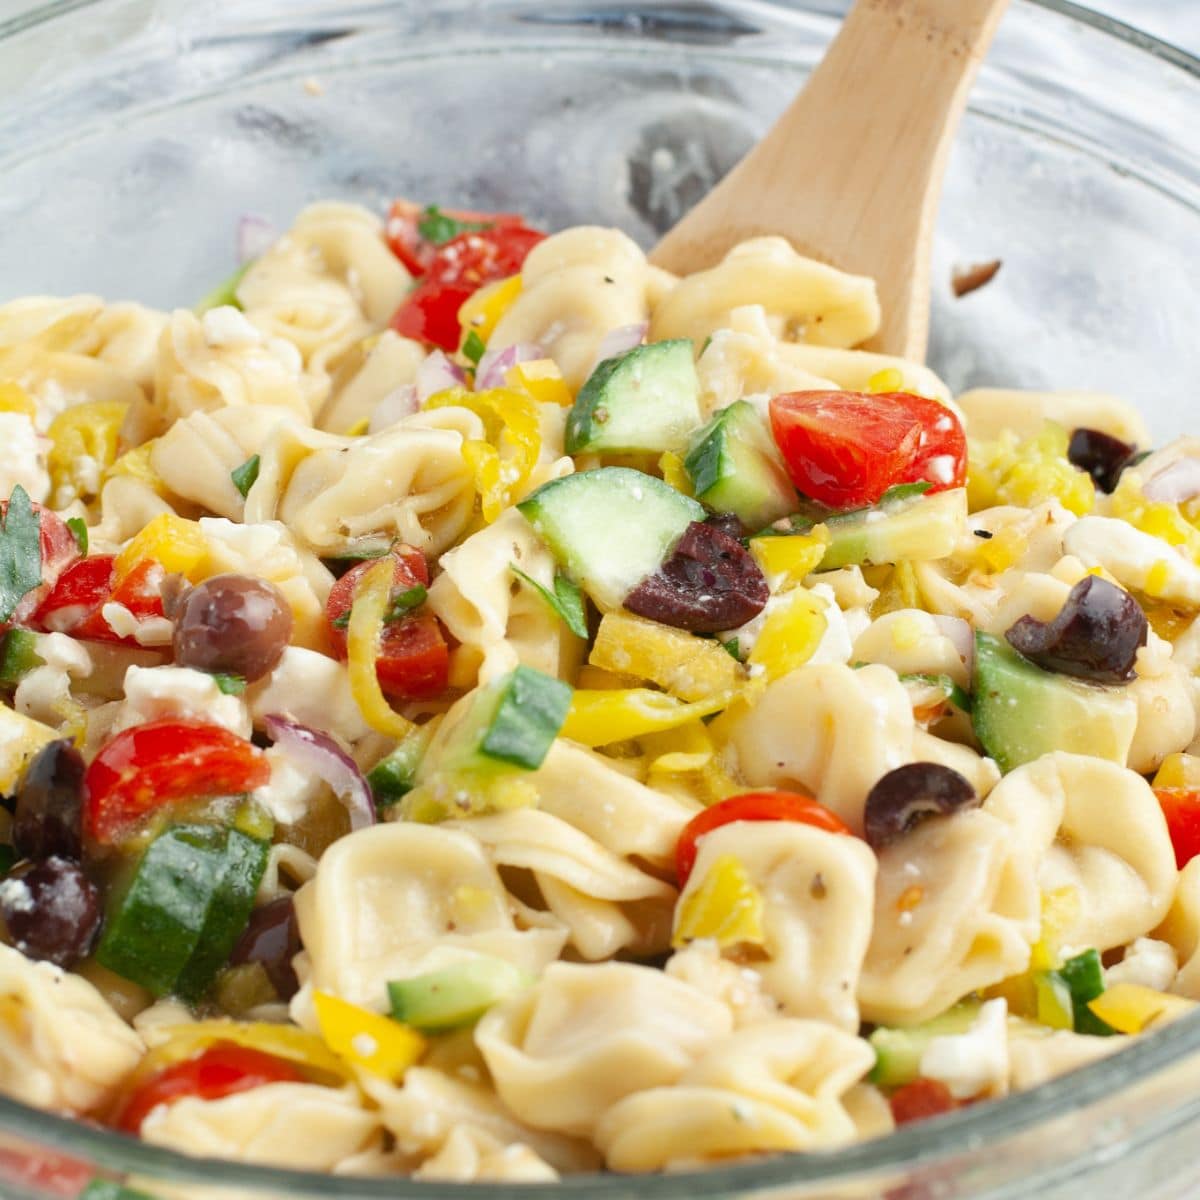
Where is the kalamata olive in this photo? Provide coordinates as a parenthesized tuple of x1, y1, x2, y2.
(12, 740, 85, 862)
(173, 574, 292, 682)
(704, 512, 747, 540)
(624, 521, 768, 632)
(229, 895, 301, 999)
(1067, 428, 1136, 494)
(863, 763, 979, 851)
(0, 857, 101, 967)
(1005, 575, 1147, 683)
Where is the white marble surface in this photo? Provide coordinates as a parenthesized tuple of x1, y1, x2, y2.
(1085, 0, 1200, 54)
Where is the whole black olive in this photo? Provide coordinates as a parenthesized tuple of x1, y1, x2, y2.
(1005, 575, 1147, 684)
(1067, 428, 1136, 495)
(173, 574, 292, 682)
(0, 858, 101, 967)
(12, 740, 85, 862)
(229, 895, 301, 999)
(863, 763, 979, 851)
(624, 521, 768, 632)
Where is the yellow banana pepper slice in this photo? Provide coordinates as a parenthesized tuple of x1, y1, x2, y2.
(561, 687, 735, 747)
(749, 527, 829, 589)
(747, 589, 827, 682)
(1087, 984, 1197, 1035)
(506, 358, 572, 407)
(347, 558, 416, 740)
(458, 275, 522, 344)
(47, 400, 129, 505)
(0, 382, 35, 416)
(313, 991, 425, 1084)
(113, 512, 209, 583)
(673, 855, 766, 949)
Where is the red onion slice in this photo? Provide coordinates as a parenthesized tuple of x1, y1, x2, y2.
(368, 384, 419, 434)
(263, 715, 374, 831)
(476, 342, 542, 392)
(238, 214, 278, 264)
(589, 322, 648, 373)
(416, 351, 467, 402)
(932, 614, 975, 673)
(1143, 458, 1200, 505)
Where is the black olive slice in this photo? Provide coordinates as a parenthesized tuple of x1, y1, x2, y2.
(863, 763, 979, 852)
(1067, 428, 1136, 494)
(1005, 575, 1147, 684)
(624, 521, 768, 633)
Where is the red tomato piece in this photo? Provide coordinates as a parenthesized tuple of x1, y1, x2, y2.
(325, 548, 449, 700)
(768, 391, 967, 510)
(84, 719, 270, 845)
(675, 790, 850, 886)
(0, 499, 81, 629)
(1154, 788, 1200, 869)
(0, 1147, 94, 1198)
(385, 200, 527, 276)
(889, 1077, 961, 1126)
(390, 280, 478, 353)
(115, 1042, 303, 1134)
(388, 218, 546, 351)
(33, 556, 165, 644)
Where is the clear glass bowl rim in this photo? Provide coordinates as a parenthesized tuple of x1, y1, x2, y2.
(0, 0, 1197, 1195)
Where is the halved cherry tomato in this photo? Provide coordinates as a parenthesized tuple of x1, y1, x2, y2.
(0, 1147, 94, 1198)
(385, 200, 528, 277)
(1154, 788, 1200, 869)
(325, 548, 448, 701)
(33, 556, 165, 644)
(115, 1041, 303, 1134)
(389, 220, 546, 352)
(889, 1077, 961, 1125)
(84, 719, 270, 845)
(768, 391, 967, 510)
(675, 790, 850, 886)
(0, 499, 81, 629)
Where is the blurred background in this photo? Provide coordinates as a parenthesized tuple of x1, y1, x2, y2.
(1093, 0, 1200, 52)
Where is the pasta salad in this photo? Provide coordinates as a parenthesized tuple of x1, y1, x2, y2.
(0, 198, 1198, 1183)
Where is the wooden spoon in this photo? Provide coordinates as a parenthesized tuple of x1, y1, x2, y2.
(649, 0, 1010, 360)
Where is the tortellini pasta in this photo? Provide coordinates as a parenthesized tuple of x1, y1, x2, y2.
(983, 753, 1177, 951)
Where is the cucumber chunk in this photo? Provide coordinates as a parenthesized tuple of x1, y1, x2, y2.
(519, 468, 704, 609)
(174, 828, 270, 1003)
(0, 628, 42, 686)
(820, 488, 967, 569)
(868, 1001, 981, 1088)
(96, 824, 227, 997)
(441, 665, 571, 774)
(971, 632, 1137, 773)
(367, 723, 438, 811)
(388, 956, 532, 1031)
(684, 400, 797, 529)
(566, 340, 701, 455)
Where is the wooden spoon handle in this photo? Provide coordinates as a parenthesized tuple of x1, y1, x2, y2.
(650, 0, 1009, 360)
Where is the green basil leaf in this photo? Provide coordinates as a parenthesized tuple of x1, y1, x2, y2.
(384, 584, 428, 624)
(0, 486, 43, 623)
(66, 516, 89, 556)
(212, 673, 247, 695)
(416, 205, 493, 246)
(462, 329, 486, 366)
(231, 454, 261, 499)
(511, 565, 587, 639)
(721, 637, 742, 661)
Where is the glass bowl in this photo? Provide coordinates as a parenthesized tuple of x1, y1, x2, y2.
(0, 1, 1198, 1197)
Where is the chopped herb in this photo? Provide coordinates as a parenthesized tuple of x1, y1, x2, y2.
(700, 335, 713, 355)
(195, 261, 251, 315)
(417, 205, 493, 245)
(78, 1179, 159, 1200)
(231, 454, 261, 499)
(721, 637, 742, 661)
(384, 584, 428, 623)
(899, 672, 972, 714)
(511, 565, 588, 639)
(973, 528, 994, 539)
(331, 610, 351, 630)
(66, 516, 89, 556)
(462, 329, 487, 366)
(0, 486, 43, 623)
(878, 481, 932, 506)
(213, 673, 247, 696)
